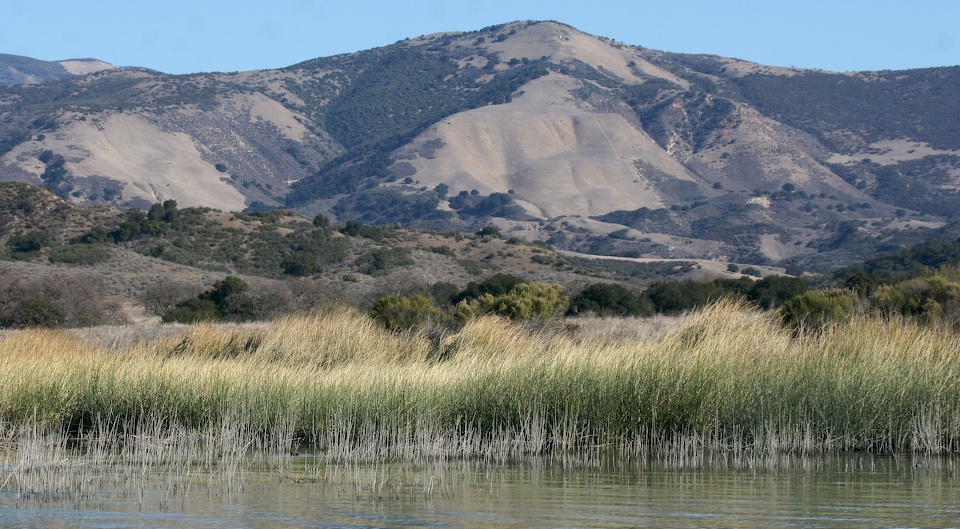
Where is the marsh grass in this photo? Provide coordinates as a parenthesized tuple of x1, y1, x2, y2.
(1, 299, 960, 481)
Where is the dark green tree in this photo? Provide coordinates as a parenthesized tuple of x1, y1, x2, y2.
(746, 276, 808, 309)
(7, 299, 66, 328)
(569, 283, 653, 317)
(6, 230, 49, 253)
(282, 252, 320, 276)
(453, 273, 525, 304)
(163, 298, 220, 323)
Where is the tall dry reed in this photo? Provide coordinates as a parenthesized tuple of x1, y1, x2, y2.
(0, 300, 958, 462)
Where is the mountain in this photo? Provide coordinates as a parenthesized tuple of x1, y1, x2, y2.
(0, 54, 115, 84)
(1, 21, 958, 274)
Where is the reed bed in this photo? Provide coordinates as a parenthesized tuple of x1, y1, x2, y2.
(1, 300, 959, 467)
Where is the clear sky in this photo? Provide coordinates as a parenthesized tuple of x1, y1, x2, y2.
(2, 0, 958, 75)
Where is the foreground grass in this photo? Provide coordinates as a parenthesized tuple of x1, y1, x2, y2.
(1, 300, 959, 461)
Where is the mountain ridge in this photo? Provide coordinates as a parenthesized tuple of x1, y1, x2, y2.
(0, 54, 115, 84)
(1, 20, 958, 274)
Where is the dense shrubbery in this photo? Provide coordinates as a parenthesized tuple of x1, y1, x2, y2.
(6, 230, 50, 253)
(568, 283, 652, 317)
(452, 273, 525, 304)
(642, 275, 808, 315)
(780, 267, 960, 331)
(836, 238, 960, 282)
(778, 289, 859, 331)
(456, 283, 568, 322)
(369, 275, 569, 331)
(872, 276, 960, 325)
(369, 295, 444, 332)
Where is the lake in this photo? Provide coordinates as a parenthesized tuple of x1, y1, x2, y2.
(2, 453, 958, 528)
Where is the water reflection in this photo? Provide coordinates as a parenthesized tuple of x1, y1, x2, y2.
(2, 452, 959, 528)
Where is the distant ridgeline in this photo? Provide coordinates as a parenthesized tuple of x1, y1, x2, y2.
(0, 21, 958, 274)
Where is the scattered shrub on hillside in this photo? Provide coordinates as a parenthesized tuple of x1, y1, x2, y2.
(475, 225, 502, 239)
(110, 208, 167, 242)
(6, 230, 50, 253)
(282, 251, 320, 276)
(341, 220, 388, 242)
(312, 214, 330, 228)
(47, 243, 111, 266)
(355, 247, 414, 276)
(429, 245, 456, 257)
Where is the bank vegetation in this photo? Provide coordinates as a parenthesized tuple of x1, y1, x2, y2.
(2, 299, 959, 463)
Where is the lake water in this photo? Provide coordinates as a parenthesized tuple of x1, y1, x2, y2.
(2, 453, 959, 528)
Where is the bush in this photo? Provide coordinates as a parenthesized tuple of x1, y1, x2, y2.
(355, 247, 414, 276)
(429, 245, 456, 257)
(312, 214, 330, 228)
(430, 281, 461, 306)
(778, 289, 859, 331)
(475, 225, 501, 239)
(453, 273, 525, 304)
(47, 244, 111, 266)
(341, 221, 387, 242)
(643, 280, 733, 314)
(163, 276, 257, 323)
(746, 275, 808, 309)
(7, 299, 66, 328)
(568, 283, 653, 317)
(7, 230, 49, 253)
(282, 252, 320, 276)
(370, 295, 443, 332)
(163, 298, 220, 323)
(458, 283, 568, 322)
(871, 275, 960, 324)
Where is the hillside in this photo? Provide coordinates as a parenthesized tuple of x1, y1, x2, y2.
(1, 21, 958, 274)
(0, 54, 114, 84)
(3, 182, 757, 324)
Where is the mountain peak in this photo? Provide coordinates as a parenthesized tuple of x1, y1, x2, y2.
(0, 22, 958, 274)
(0, 54, 114, 85)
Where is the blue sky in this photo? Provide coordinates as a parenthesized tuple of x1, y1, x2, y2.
(2, 0, 958, 74)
